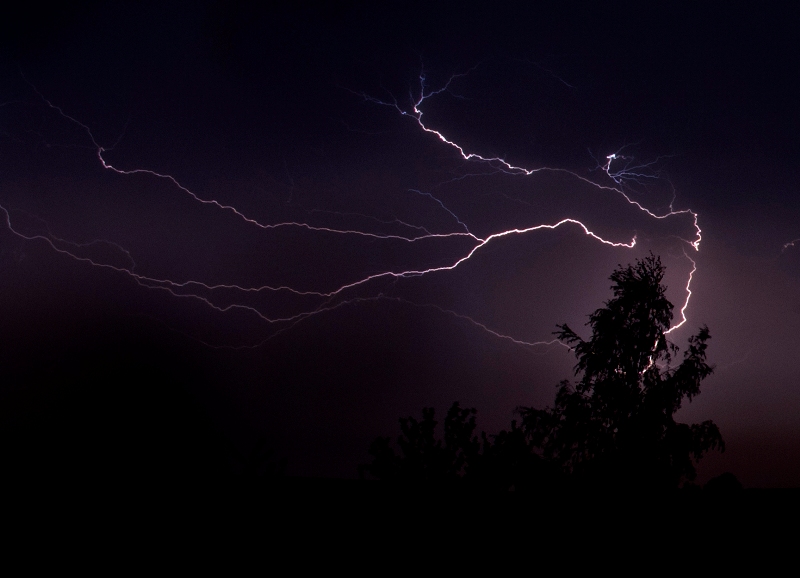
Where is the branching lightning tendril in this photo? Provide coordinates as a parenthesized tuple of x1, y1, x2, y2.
(1, 69, 702, 348)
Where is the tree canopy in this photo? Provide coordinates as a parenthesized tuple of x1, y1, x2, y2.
(519, 253, 723, 489)
(362, 254, 724, 491)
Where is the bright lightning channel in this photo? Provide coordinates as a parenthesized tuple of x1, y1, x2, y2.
(359, 69, 702, 331)
(2, 70, 701, 347)
(782, 238, 800, 252)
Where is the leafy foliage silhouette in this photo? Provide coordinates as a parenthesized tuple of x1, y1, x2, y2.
(359, 402, 480, 484)
(519, 253, 724, 489)
(359, 402, 554, 490)
(362, 254, 724, 490)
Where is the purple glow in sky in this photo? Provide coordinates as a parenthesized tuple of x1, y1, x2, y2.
(2, 1, 800, 486)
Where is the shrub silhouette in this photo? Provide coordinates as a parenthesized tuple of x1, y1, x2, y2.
(359, 402, 480, 484)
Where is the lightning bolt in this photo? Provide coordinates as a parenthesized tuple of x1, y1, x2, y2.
(782, 238, 800, 252)
(1, 68, 702, 348)
(664, 250, 696, 335)
(358, 69, 701, 322)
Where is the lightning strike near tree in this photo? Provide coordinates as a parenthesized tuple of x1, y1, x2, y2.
(1, 67, 703, 349)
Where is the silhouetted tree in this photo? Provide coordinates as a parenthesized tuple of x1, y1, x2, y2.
(361, 404, 559, 490)
(704, 472, 742, 492)
(519, 254, 724, 490)
(359, 402, 480, 484)
(362, 255, 726, 491)
(471, 419, 561, 491)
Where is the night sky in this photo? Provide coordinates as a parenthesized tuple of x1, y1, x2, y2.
(2, 1, 800, 487)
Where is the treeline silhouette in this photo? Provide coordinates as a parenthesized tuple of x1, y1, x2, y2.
(1, 254, 739, 492)
(362, 255, 736, 492)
